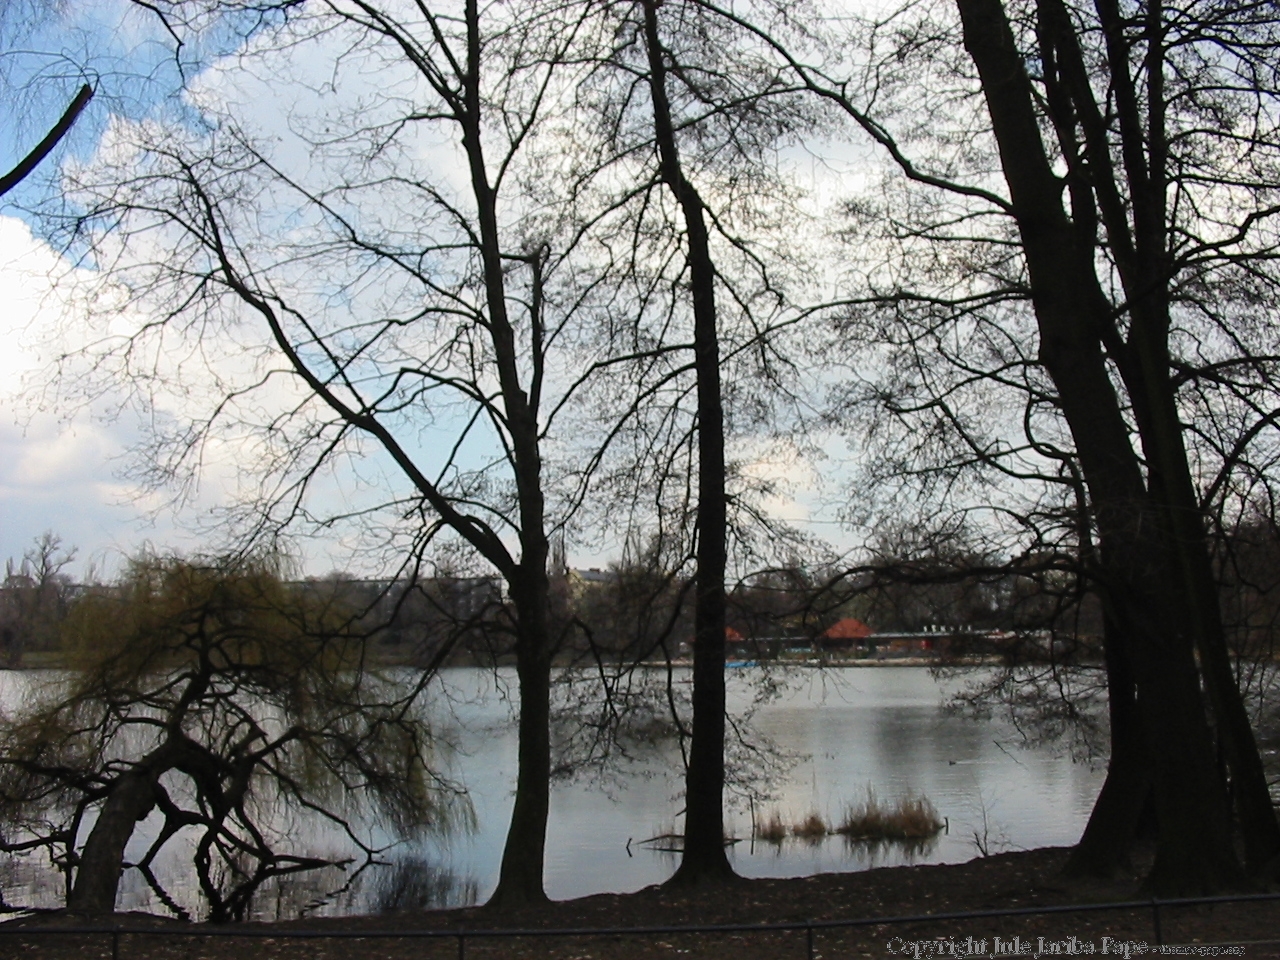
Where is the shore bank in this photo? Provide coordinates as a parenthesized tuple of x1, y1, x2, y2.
(6, 847, 1278, 958)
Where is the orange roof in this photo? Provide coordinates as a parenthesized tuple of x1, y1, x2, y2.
(823, 617, 872, 640)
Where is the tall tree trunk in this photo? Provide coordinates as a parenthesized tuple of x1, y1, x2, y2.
(491, 571, 554, 906)
(640, 0, 735, 886)
(957, 0, 1243, 893)
(68, 769, 156, 913)
(455, 0, 556, 907)
(1038, 0, 1280, 871)
(1135, 371, 1280, 871)
(1067, 610, 1151, 877)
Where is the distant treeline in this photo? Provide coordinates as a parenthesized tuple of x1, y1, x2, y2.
(9, 520, 1280, 670)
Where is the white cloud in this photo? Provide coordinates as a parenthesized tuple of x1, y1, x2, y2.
(0, 216, 62, 382)
(0, 419, 114, 490)
(0, 215, 190, 575)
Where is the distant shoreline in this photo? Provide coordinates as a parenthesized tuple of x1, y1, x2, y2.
(661, 655, 1006, 669)
(0, 654, 1045, 672)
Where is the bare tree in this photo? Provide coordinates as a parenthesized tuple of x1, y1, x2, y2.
(51, 0, 652, 907)
(636, 0, 734, 883)
(563, 0, 822, 885)
(0, 532, 76, 667)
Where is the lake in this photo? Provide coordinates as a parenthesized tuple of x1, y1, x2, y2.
(0, 666, 1105, 919)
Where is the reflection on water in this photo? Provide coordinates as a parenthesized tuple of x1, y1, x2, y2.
(365, 857, 480, 913)
(840, 834, 940, 860)
(720, 667, 1102, 883)
(0, 666, 1104, 918)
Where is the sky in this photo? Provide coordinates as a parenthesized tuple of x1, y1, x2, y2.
(1, 214, 154, 576)
(0, 1, 871, 582)
(1, 1, 192, 577)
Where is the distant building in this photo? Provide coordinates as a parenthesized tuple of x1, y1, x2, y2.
(869, 633, 936, 656)
(817, 617, 873, 654)
(823, 618, 873, 640)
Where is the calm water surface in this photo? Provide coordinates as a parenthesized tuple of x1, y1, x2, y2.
(0, 666, 1104, 918)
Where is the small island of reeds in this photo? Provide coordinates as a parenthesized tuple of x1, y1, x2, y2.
(750, 789, 945, 847)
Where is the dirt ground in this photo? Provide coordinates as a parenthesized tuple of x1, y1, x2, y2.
(3, 847, 1278, 959)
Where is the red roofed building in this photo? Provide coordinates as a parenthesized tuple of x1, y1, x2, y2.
(817, 617, 873, 654)
(823, 617, 873, 640)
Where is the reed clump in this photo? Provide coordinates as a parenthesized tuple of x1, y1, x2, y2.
(792, 810, 828, 843)
(837, 790, 943, 841)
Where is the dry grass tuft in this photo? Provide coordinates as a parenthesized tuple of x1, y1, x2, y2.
(749, 793, 941, 849)
(837, 789, 943, 841)
(792, 810, 829, 842)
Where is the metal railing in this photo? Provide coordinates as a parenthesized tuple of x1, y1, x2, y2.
(2, 889, 1278, 959)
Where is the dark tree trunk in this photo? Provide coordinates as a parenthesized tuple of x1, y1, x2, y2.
(640, 0, 735, 886)
(1139, 383, 1280, 871)
(68, 769, 156, 913)
(1037, 0, 1280, 872)
(957, 0, 1244, 894)
(491, 571, 554, 907)
(1067, 612, 1151, 878)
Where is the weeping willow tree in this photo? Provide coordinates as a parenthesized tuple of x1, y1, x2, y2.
(0, 552, 463, 920)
